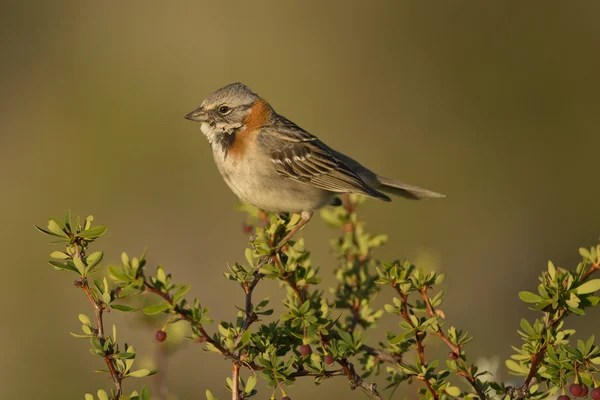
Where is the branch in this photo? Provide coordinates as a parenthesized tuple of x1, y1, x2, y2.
(520, 260, 599, 390)
(232, 363, 240, 400)
(419, 287, 486, 399)
(235, 272, 262, 347)
(394, 286, 438, 400)
(79, 278, 123, 398)
(337, 359, 383, 400)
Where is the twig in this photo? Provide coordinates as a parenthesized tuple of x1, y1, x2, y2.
(235, 272, 262, 347)
(520, 261, 599, 390)
(419, 287, 486, 399)
(337, 359, 383, 400)
(394, 286, 438, 400)
(74, 239, 122, 399)
(232, 363, 240, 400)
(273, 253, 304, 301)
(79, 279, 122, 397)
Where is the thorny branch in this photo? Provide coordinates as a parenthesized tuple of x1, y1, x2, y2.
(74, 243, 123, 399)
(393, 286, 438, 400)
(419, 287, 487, 399)
(518, 260, 600, 394)
(278, 251, 383, 400)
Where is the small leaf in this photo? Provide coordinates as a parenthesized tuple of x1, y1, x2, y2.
(48, 261, 79, 273)
(78, 314, 91, 325)
(445, 386, 462, 397)
(576, 279, 600, 294)
(173, 285, 191, 303)
(47, 220, 68, 238)
(245, 376, 257, 394)
(143, 302, 172, 315)
(518, 291, 543, 303)
(97, 389, 109, 400)
(128, 369, 150, 378)
(73, 256, 87, 275)
(140, 386, 150, 400)
(77, 225, 108, 239)
(111, 304, 139, 312)
(85, 395, 94, 400)
(547, 261, 556, 279)
(206, 390, 217, 400)
(50, 251, 69, 259)
(579, 247, 593, 261)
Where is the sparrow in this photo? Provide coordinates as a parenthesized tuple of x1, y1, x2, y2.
(185, 82, 444, 245)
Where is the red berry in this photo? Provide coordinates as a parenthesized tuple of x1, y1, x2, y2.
(282, 397, 291, 400)
(155, 330, 167, 342)
(448, 351, 459, 360)
(581, 385, 589, 397)
(570, 384, 584, 397)
(299, 344, 311, 356)
(242, 223, 253, 233)
(558, 396, 571, 400)
(590, 388, 600, 400)
(324, 354, 334, 365)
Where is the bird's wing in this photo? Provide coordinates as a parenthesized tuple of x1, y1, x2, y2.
(261, 116, 390, 201)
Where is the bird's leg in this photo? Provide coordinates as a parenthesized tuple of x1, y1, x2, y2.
(276, 210, 313, 249)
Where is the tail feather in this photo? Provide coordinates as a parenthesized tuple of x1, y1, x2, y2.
(375, 175, 446, 200)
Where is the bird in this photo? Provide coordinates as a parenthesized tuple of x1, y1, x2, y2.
(185, 82, 445, 246)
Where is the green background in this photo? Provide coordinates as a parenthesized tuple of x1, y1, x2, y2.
(1, 1, 599, 399)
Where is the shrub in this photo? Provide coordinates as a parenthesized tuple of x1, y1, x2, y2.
(37, 196, 600, 399)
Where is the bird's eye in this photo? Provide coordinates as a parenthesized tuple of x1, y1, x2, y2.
(218, 105, 231, 115)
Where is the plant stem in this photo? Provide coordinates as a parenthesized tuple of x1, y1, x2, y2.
(80, 279, 122, 398)
(232, 363, 240, 400)
(418, 287, 487, 399)
(393, 287, 438, 400)
(521, 261, 599, 391)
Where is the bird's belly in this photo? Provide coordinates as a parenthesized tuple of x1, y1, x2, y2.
(215, 152, 333, 213)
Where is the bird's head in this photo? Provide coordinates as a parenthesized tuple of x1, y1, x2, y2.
(185, 82, 273, 145)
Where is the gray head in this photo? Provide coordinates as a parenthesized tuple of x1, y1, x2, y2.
(185, 83, 270, 144)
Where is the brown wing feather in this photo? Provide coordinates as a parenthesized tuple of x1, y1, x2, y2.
(264, 116, 390, 201)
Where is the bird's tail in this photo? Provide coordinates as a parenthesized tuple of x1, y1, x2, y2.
(375, 175, 446, 200)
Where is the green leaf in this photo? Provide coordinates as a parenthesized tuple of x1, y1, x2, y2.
(236, 330, 253, 349)
(50, 251, 69, 259)
(576, 279, 600, 294)
(298, 300, 310, 314)
(73, 256, 87, 275)
(47, 220, 68, 238)
(547, 261, 556, 279)
(140, 386, 150, 400)
(85, 394, 94, 400)
(579, 247, 593, 261)
(97, 389, 108, 400)
(85, 251, 104, 273)
(77, 225, 108, 240)
(384, 304, 397, 314)
(78, 314, 91, 325)
(48, 260, 79, 273)
(128, 369, 150, 378)
(114, 352, 136, 359)
(110, 304, 138, 312)
(143, 302, 172, 315)
(206, 390, 217, 400)
(245, 376, 257, 394)
(445, 386, 462, 397)
(519, 291, 543, 303)
(173, 285, 191, 303)
(506, 359, 529, 375)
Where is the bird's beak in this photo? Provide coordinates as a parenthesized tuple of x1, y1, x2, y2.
(185, 106, 208, 122)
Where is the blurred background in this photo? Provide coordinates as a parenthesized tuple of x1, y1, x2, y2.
(1, 1, 599, 399)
